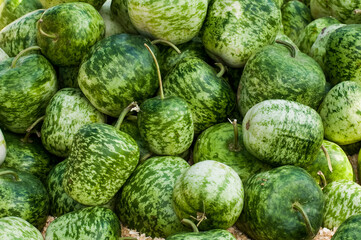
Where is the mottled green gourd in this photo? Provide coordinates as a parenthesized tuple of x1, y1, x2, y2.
(193, 121, 269, 183)
(303, 140, 354, 186)
(242, 99, 324, 167)
(118, 119, 152, 162)
(78, 34, 159, 117)
(238, 40, 326, 117)
(237, 165, 324, 240)
(47, 160, 115, 217)
(166, 219, 236, 240)
(36, 2, 105, 66)
(110, 0, 138, 34)
(0, 129, 5, 165)
(117, 156, 190, 238)
(41, 88, 106, 158)
(40, 0, 106, 10)
(201, 0, 281, 67)
(0, 9, 44, 57)
(138, 44, 194, 156)
(127, 0, 208, 44)
(0, 46, 58, 134)
(331, 214, 361, 240)
(163, 57, 235, 135)
(281, 1, 312, 43)
(0, 216, 43, 240)
(308, 23, 345, 72)
(0, 168, 49, 230)
(311, 0, 361, 24)
(318, 81, 361, 145)
(1, 131, 55, 183)
(45, 207, 121, 240)
(296, 17, 340, 55)
(99, 0, 124, 38)
(172, 160, 244, 231)
(324, 24, 361, 85)
(322, 180, 361, 229)
(63, 103, 139, 206)
(159, 37, 209, 77)
(0, 0, 43, 30)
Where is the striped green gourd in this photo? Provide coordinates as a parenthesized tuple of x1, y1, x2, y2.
(0, 0, 43, 30)
(323, 180, 361, 229)
(127, 0, 208, 44)
(78, 34, 159, 117)
(318, 81, 361, 145)
(237, 165, 325, 240)
(159, 37, 209, 77)
(63, 103, 139, 206)
(117, 156, 190, 238)
(193, 121, 270, 183)
(323, 24, 361, 85)
(308, 23, 345, 72)
(311, 0, 361, 24)
(36, 2, 105, 66)
(0, 168, 49, 229)
(281, 1, 312, 43)
(0, 129, 5, 165)
(296, 17, 340, 55)
(163, 57, 235, 135)
(45, 207, 121, 240)
(166, 219, 236, 240)
(0, 9, 44, 57)
(47, 160, 115, 217)
(41, 88, 106, 157)
(1, 131, 55, 183)
(0, 216, 43, 240)
(138, 44, 194, 155)
(0, 46, 57, 134)
(172, 160, 244, 231)
(110, 0, 139, 34)
(303, 140, 354, 186)
(238, 40, 326, 117)
(331, 214, 361, 240)
(201, 0, 281, 67)
(40, 0, 106, 9)
(242, 99, 324, 167)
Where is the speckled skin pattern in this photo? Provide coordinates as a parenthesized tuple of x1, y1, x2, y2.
(40, 88, 106, 157)
(0, 216, 43, 240)
(117, 156, 190, 238)
(0, 9, 44, 57)
(318, 81, 361, 145)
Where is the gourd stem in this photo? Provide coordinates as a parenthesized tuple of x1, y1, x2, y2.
(151, 39, 181, 54)
(321, 145, 332, 172)
(22, 115, 45, 143)
(354, 9, 361, 14)
(215, 63, 226, 78)
(181, 219, 199, 233)
(317, 170, 327, 189)
(11, 46, 41, 68)
(292, 202, 314, 237)
(0, 170, 20, 181)
(275, 40, 296, 58)
(228, 118, 241, 152)
(144, 43, 164, 100)
(37, 19, 58, 40)
(115, 102, 139, 130)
